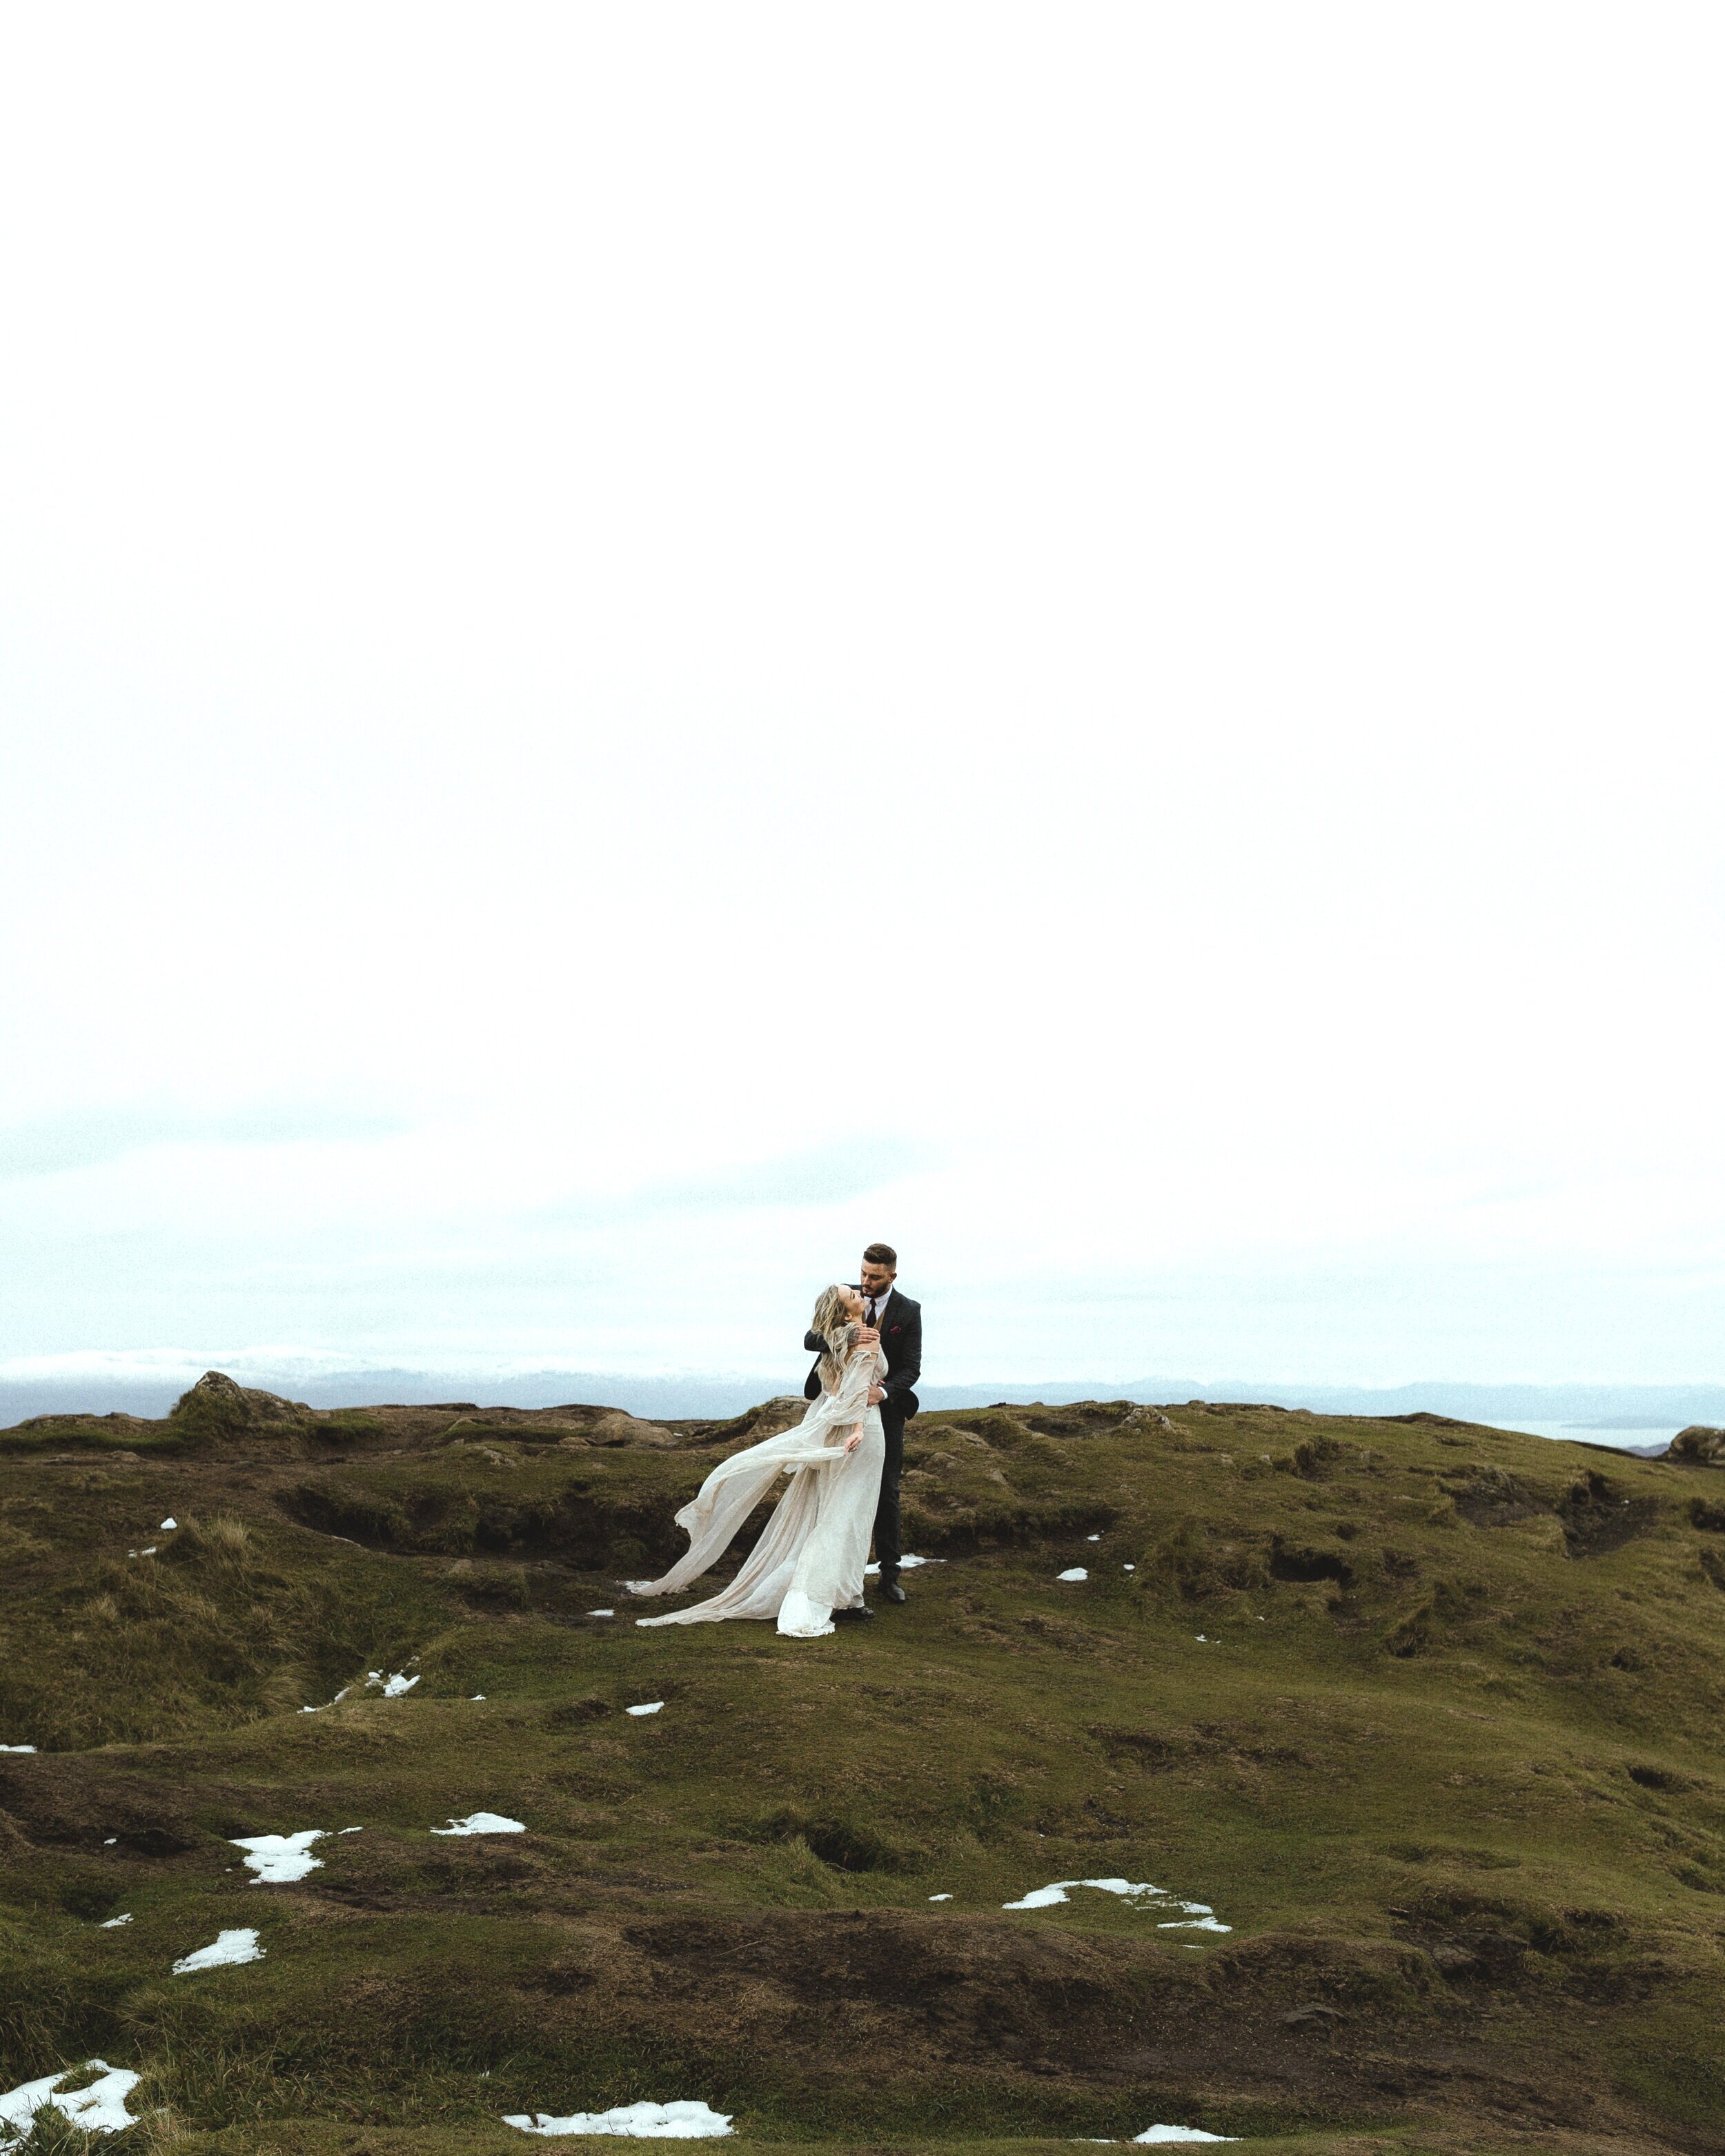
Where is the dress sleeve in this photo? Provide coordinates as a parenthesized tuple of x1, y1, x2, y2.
(830, 1345, 877, 1423)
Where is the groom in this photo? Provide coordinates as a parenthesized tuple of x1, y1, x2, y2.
(802, 1241, 922, 1605)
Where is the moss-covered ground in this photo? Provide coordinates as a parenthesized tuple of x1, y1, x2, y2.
(1, 1393, 1722, 2153)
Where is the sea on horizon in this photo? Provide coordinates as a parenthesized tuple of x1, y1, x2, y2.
(1475, 1419, 1680, 1456)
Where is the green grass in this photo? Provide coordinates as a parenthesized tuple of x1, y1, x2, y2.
(1, 1398, 1723, 2151)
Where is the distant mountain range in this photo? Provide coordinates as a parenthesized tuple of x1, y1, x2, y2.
(3, 1366, 1722, 1430)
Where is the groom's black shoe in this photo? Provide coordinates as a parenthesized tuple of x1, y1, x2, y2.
(832, 1605, 875, 1624)
(880, 1579, 907, 1605)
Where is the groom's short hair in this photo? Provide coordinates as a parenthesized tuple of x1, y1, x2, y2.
(862, 1242, 897, 1269)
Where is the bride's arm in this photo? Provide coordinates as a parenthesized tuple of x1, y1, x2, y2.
(831, 1343, 877, 1449)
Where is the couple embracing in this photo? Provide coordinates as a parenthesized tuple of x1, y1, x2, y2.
(627, 1243, 923, 1637)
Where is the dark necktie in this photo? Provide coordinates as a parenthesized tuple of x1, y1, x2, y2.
(866, 1298, 878, 1327)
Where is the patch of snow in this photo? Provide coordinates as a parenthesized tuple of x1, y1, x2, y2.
(863, 1553, 940, 1575)
(338, 1826, 364, 1834)
(103, 1837, 116, 1845)
(172, 1928, 264, 1975)
(0, 1745, 35, 1754)
(471, 1694, 487, 1701)
(1002, 1878, 1231, 1931)
(232, 1830, 325, 1883)
(1194, 1635, 1214, 1643)
(98, 1913, 132, 1928)
(1123, 1563, 1135, 1572)
(1087, 1534, 1101, 1541)
(1056, 1568, 1088, 1583)
(375, 1672, 419, 1697)
(302, 1681, 355, 1713)
(159, 1517, 177, 1530)
(0, 2059, 141, 2139)
(504, 2101, 732, 2138)
(1134, 2130, 1236, 2144)
(588, 1610, 615, 1617)
(928, 1893, 953, 1901)
(626, 1701, 664, 1717)
(432, 1812, 525, 1836)
(1003, 1877, 1169, 1911)
(139, 1546, 157, 1556)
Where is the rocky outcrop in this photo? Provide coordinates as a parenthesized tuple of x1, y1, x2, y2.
(566, 1410, 677, 1450)
(693, 1395, 811, 1448)
(1666, 1425, 1725, 1468)
(167, 1369, 313, 1443)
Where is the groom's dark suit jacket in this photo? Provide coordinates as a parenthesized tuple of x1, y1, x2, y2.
(802, 1288, 921, 1421)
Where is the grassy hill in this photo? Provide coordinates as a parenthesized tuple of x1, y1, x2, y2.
(1, 1383, 1723, 2155)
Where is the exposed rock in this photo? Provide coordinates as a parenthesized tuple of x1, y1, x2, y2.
(1120, 1405, 1174, 1432)
(571, 1410, 677, 1450)
(168, 1369, 313, 1443)
(1667, 1425, 1725, 1468)
(694, 1396, 811, 1449)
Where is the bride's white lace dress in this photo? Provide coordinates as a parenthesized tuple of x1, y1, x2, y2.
(626, 1339, 885, 1639)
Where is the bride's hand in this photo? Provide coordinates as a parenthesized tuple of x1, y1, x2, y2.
(844, 1427, 863, 1453)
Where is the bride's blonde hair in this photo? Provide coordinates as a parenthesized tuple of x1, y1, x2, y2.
(811, 1283, 858, 1391)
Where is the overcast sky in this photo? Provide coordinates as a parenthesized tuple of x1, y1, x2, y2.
(2, 4, 1722, 1398)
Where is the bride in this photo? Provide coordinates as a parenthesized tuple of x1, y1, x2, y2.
(626, 1285, 886, 1638)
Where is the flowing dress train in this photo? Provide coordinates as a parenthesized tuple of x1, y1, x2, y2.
(626, 1341, 886, 1639)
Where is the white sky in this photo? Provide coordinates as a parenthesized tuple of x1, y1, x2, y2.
(2, 3, 1722, 1392)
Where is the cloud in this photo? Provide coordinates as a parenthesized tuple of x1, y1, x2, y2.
(527, 1137, 938, 1229)
(0, 1102, 412, 1181)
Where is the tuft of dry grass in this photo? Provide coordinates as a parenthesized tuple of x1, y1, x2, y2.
(170, 1514, 254, 1560)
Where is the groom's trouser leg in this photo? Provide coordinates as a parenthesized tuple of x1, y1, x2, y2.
(874, 1410, 905, 1583)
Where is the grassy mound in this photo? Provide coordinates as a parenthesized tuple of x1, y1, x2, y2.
(1, 1392, 1722, 2153)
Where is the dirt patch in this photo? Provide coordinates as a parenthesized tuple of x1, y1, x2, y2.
(1558, 1472, 1661, 1559)
(1448, 1467, 1550, 1528)
(1268, 1539, 1354, 1586)
(1091, 1723, 1318, 1775)
(277, 1470, 696, 1567)
(0, 1755, 204, 1854)
(507, 1907, 1675, 2142)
